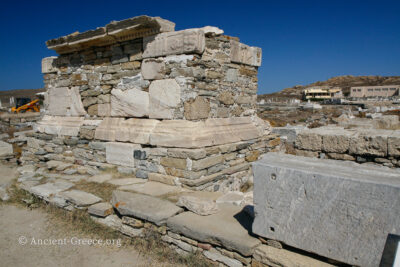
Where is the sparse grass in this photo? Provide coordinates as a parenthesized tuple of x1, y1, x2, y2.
(240, 181, 253, 192)
(6, 182, 215, 267)
(101, 167, 134, 178)
(72, 180, 117, 202)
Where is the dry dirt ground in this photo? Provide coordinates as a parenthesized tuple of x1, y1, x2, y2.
(0, 164, 174, 267)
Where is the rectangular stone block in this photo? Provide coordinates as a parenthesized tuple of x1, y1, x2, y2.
(110, 88, 149, 117)
(34, 115, 84, 136)
(252, 152, 400, 267)
(149, 79, 181, 119)
(388, 133, 400, 157)
(230, 40, 262, 67)
(143, 29, 205, 58)
(295, 131, 322, 151)
(105, 142, 140, 166)
(349, 131, 388, 157)
(47, 87, 86, 116)
(42, 56, 58, 73)
(191, 155, 224, 171)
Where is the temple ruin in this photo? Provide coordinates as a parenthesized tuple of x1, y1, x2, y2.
(29, 15, 276, 192)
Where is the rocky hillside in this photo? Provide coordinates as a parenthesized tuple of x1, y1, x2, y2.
(259, 75, 400, 100)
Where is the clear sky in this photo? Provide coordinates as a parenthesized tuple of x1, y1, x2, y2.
(0, 0, 399, 94)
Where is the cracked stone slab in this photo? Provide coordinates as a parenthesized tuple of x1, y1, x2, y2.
(111, 190, 183, 226)
(252, 152, 400, 267)
(118, 181, 185, 197)
(88, 202, 113, 217)
(167, 203, 260, 256)
(60, 190, 102, 207)
(28, 181, 75, 200)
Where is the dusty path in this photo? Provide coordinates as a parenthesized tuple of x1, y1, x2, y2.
(0, 204, 164, 267)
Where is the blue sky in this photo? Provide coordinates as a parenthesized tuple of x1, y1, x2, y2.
(0, 0, 399, 94)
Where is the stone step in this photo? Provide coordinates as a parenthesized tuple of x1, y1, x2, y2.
(111, 190, 183, 226)
(167, 203, 260, 256)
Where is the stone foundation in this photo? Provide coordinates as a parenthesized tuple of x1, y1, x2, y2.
(291, 126, 400, 167)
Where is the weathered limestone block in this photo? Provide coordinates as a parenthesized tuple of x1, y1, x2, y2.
(322, 134, 350, 153)
(97, 103, 111, 117)
(106, 142, 140, 166)
(88, 202, 113, 217)
(160, 157, 187, 170)
(349, 131, 388, 157)
(148, 173, 177, 185)
(167, 148, 207, 160)
(253, 245, 335, 267)
(177, 196, 219, 216)
(253, 153, 400, 267)
(112, 190, 183, 226)
(0, 141, 13, 157)
(230, 40, 262, 67)
(95, 117, 267, 148)
(143, 29, 205, 58)
(95, 118, 158, 144)
(111, 88, 149, 117)
(141, 58, 165, 80)
(388, 133, 400, 157)
(218, 91, 235, 105)
(34, 115, 84, 136)
(191, 155, 224, 171)
(184, 96, 210, 120)
(46, 15, 175, 54)
(151, 117, 265, 148)
(47, 87, 86, 116)
(200, 26, 224, 36)
(116, 73, 149, 91)
(60, 190, 102, 207)
(167, 203, 261, 256)
(149, 79, 181, 119)
(295, 132, 322, 151)
(42, 56, 58, 73)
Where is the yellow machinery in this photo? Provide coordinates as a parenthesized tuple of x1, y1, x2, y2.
(11, 98, 40, 113)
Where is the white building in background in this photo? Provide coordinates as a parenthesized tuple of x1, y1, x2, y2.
(302, 87, 343, 100)
(350, 85, 400, 98)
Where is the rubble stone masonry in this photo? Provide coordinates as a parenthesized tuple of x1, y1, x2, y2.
(24, 15, 278, 191)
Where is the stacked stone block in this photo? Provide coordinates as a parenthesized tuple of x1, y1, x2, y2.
(27, 15, 276, 191)
(293, 126, 400, 167)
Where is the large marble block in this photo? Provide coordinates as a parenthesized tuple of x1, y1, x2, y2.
(143, 29, 205, 58)
(230, 40, 262, 67)
(41, 56, 58, 73)
(105, 142, 140, 166)
(149, 79, 181, 119)
(34, 116, 84, 136)
(111, 88, 149, 117)
(252, 153, 400, 267)
(47, 87, 86, 116)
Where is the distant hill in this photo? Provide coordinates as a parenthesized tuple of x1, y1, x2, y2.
(0, 88, 45, 107)
(258, 75, 400, 101)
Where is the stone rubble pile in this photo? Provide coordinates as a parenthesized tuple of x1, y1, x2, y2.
(25, 15, 280, 192)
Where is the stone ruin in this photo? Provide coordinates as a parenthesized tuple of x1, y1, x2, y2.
(29, 15, 278, 191)
(11, 15, 400, 267)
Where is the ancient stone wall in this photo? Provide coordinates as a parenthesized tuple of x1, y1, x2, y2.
(292, 126, 400, 167)
(26, 15, 276, 192)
